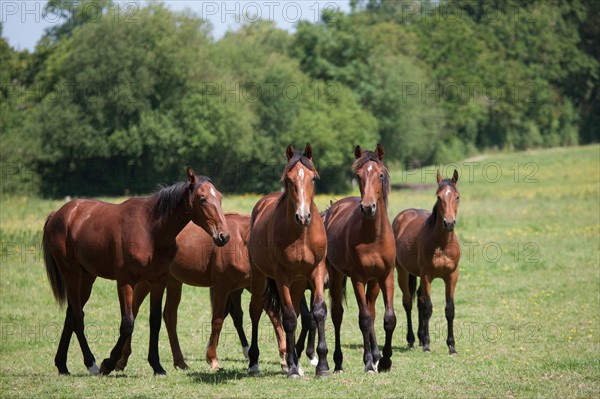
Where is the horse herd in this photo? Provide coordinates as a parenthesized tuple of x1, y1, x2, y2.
(42, 143, 461, 378)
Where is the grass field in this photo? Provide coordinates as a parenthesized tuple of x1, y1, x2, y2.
(1, 145, 598, 398)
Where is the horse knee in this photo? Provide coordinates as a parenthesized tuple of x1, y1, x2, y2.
(423, 298, 433, 320)
(358, 313, 372, 332)
(312, 300, 327, 323)
(120, 317, 134, 336)
(445, 300, 455, 320)
(283, 309, 297, 333)
(384, 312, 396, 333)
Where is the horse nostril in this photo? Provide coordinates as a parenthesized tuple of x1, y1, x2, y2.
(295, 213, 302, 225)
(219, 232, 229, 243)
(307, 213, 312, 222)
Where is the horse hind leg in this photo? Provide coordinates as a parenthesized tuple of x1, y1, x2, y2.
(56, 267, 98, 375)
(226, 289, 250, 360)
(398, 267, 416, 348)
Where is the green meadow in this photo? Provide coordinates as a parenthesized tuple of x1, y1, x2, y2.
(0, 145, 598, 398)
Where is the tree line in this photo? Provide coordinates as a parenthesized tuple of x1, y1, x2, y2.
(1, 0, 598, 196)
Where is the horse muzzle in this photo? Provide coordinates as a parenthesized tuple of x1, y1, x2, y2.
(442, 218, 456, 231)
(360, 203, 377, 219)
(213, 231, 231, 246)
(294, 211, 312, 227)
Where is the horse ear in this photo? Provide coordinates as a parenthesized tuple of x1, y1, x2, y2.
(452, 169, 459, 184)
(375, 143, 385, 161)
(187, 166, 198, 188)
(304, 143, 313, 160)
(354, 145, 362, 159)
(286, 144, 295, 161)
(436, 169, 443, 184)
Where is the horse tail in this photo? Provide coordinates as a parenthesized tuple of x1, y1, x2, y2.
(408, 274, 417, 301)
(42, 213, 67, 307)
(263, 278, 281, 320)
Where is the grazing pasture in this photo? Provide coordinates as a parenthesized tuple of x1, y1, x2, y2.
(0, 145, 598, 398)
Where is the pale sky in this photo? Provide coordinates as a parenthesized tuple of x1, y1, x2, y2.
(2, 0, 351, 51)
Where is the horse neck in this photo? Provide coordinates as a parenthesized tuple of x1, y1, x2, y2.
(148, 195, 190, 247)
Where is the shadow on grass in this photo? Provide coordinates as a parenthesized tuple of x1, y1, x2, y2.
(341, 342, 414, 353)
(186, 367, 283, 384)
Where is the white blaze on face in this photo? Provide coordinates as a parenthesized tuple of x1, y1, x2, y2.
(298, 166, 306, 216)
(444, 188, 452, 197)
(210, 187, 217, 198)
(367, 164, 373, 173)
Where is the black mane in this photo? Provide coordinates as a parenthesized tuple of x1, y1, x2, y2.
(352, 151, 391, 207)
(152, 176, 211, 219)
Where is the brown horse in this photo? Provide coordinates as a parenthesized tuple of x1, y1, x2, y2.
(247, 143, 329, 378)
(116, 213, 286, 372)
(393, 169, 461, 354)
(42, 167, 230, 375)
(323, 144, 396, 373)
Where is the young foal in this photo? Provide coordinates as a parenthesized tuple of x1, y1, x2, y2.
(43, 168, 230, 375)
(324, 144, 397, 373)
(116, 213, 286, 372)
(247, 143, 329, 378)
(393, 170, 461, 354)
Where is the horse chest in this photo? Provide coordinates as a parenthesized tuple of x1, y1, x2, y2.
(430, 248, 456, 272)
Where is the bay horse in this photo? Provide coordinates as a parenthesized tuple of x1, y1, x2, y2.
(247, 143, 329, 378)
(393, 169, 461, 354)
(42, 167, 230, 375)
(115, 213, 286, 372)
(323, 144, 396, 373)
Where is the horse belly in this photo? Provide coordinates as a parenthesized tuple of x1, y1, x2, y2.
(395, 238, 420, 277)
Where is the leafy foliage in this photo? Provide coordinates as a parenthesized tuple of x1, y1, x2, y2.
(1, 0, 597, 196)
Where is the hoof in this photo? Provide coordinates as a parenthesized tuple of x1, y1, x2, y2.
(366, 369, 377, 374)
(309, 356, 319, 367)
(248, 364, 260, 376)
(115, 361, 126, 372)
(423, 347, 431, 353)
(315, 369, 329, 378)
(154, 370, 167, 377)
(99, 359, 114, 375)
(373, 360, 379, 373)
(378, 357, 392, 372)
(288, 372, 301, 379)
(333, 369, 344, 375)
(57, 368, 70, 376)
(174, 359, 189, 370)
(449, 349, 458, 355)
(242, 346, 250, 360)
(88, 362, 100, 375)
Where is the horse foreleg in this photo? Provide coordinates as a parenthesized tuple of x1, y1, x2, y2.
(418, 276, 433, 352)
(116, 280, 150, 371)
(279, 280, 304, 378)
(205, 286, 228, 371)
(99, 282, 134, 375)
(365, 280, 381, 369)
(147, 277, 167, 375)
(378, 270, 397, 372)
(227, 289, 249, 360)
(310, 262, 330, 378)
(445, 270, 458, 355)
(352, 279, 376, 373)
(329, 266, 345, 373)
(247, 269, 266, 376)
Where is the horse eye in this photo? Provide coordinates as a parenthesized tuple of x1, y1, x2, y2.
(312, 176, 316, 182)
(456, 196, 460, 201)
(200, 196, 207, 204)
(379, 173, 384, 180)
